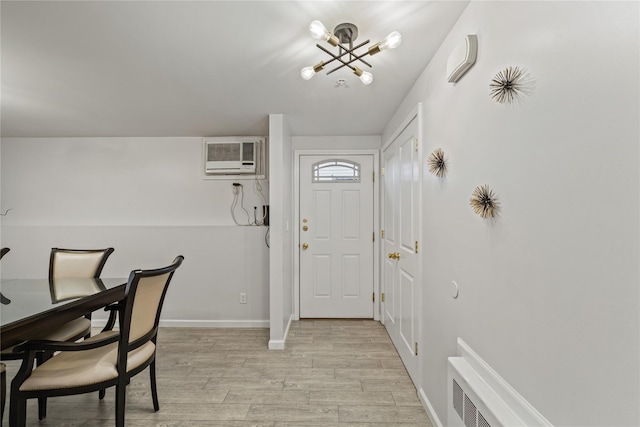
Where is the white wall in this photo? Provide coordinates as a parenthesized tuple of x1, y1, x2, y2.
(268, 114, 294, 348)
(1, 137, 270, 326)
(383, 1, 639, 426)
(292, 135, 381, 151)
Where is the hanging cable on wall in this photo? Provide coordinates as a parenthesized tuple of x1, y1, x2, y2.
(230, 182, 270, 248)
(254, 178, 269, 225)
(230, 183, 251, 226)
(230, 181, 270, 229)
(264, 226, 270, 248)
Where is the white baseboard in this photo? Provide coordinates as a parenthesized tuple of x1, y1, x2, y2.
(92, 319, 269, 328)
(419, 387, 443, 427)
(268, 340, 285, 350)
(268, 313, 294, 350)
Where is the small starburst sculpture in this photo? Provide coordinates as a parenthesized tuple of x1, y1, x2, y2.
(490, 66, 530, 104)
(427, 148, 448, 178)
(470, 185, 499, 218)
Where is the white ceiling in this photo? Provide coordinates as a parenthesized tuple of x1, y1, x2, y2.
(1, 1, 469, 138)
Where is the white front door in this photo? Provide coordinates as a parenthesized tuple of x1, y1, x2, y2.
(382, 116, 421, 383)
(299, 155, 374, 318)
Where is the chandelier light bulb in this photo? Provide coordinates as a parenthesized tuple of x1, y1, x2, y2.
(379, 31, 402, 50)
(359, 71, 374, 85)
(309, 20, 339, 46)
(301, 66, 317, 80)
(301, 62, 325, 80)
(353, 66, 373, 85)
(368, 31, 401, 55)
(309, 20, 330, 41)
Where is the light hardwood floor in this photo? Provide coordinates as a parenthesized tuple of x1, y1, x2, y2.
(2, 320, 432, 426)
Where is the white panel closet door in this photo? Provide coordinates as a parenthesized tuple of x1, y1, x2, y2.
(382, 117, 421, 383)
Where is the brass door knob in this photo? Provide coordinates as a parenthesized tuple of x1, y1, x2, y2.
(387, 252, 400, 260)
(302, 243, 309, 250)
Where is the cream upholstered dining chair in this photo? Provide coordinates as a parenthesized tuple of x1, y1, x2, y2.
(49, 248, 116, 308)
(49, 247, 115, 337)
(9, 255, 184, 427)
(1, 247, 115, 420)
(49, 247, 115, 281)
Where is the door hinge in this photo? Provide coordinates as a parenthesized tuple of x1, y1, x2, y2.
(414, 139, 419, 152)
(381, 292, 385, 302)
(373, 171, 375, 182)
(373, 292, 375, 303)
(381, 167, 385, 176)
(381, 230, 385, 239)
(415, 241, 419, 254)
(372, 232, 375, 242)
(415, 342, 418, 356)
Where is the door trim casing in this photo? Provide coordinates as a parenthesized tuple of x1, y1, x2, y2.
(294, 149, 380, 321)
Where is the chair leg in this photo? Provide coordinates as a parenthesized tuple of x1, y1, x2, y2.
(35, 353, 51, 420)
(115, 384, 126, 427)
(9, 394, 26, 427)
(0, 363, 5, 422)
(37, 397, 47, 420)
(150, 361, 159, 411)
(99, 389, 106, 400)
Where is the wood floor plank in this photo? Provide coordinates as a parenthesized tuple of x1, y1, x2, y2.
(2, 320, 431, 426)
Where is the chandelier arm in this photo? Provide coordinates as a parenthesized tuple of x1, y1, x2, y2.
(316, 40, 373, 69)
(345, 39, 370, 52)
(345, 52, 373, 68)
(325, 51, 373, 74)
(317, 44, 358, 72)
(326, 63, 349, 75)
(342, 39, 372, 68)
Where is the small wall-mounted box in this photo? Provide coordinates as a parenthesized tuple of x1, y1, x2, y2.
(446, 34, 478, 83)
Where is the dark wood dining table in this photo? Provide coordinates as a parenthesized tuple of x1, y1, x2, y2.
(0, 278, 127, 351)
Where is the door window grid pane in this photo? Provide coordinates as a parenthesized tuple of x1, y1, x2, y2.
(312, 160, 360, 183)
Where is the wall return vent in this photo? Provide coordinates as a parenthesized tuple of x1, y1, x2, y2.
(447, 338, 552, 427)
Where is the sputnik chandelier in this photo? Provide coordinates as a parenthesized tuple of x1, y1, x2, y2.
(301, 20, 401, 85)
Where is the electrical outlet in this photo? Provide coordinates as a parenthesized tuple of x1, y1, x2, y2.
(240, 293, 247, 304)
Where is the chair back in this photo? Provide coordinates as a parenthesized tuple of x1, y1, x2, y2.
(0, 248, 9, 260)
(119, 256, 184, 348)
(49, 248, 115, 279)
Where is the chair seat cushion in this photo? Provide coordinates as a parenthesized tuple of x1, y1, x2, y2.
(19, 331, 155, 391)
(35, 317, 92, 342)
(1, 317, 91, 359)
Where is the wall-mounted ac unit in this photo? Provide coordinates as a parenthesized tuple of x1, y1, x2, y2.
(203, 137, 266, 179)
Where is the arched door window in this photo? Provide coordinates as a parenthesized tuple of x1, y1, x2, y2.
(311, 159, 361, 183)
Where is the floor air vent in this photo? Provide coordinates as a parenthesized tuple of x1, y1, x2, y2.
(447, 338, 552, 427)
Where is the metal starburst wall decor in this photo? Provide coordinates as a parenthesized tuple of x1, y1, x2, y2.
(470, 184, 500, 219)
(427, 148, 448, 178)
(489, 66, 532, 104)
